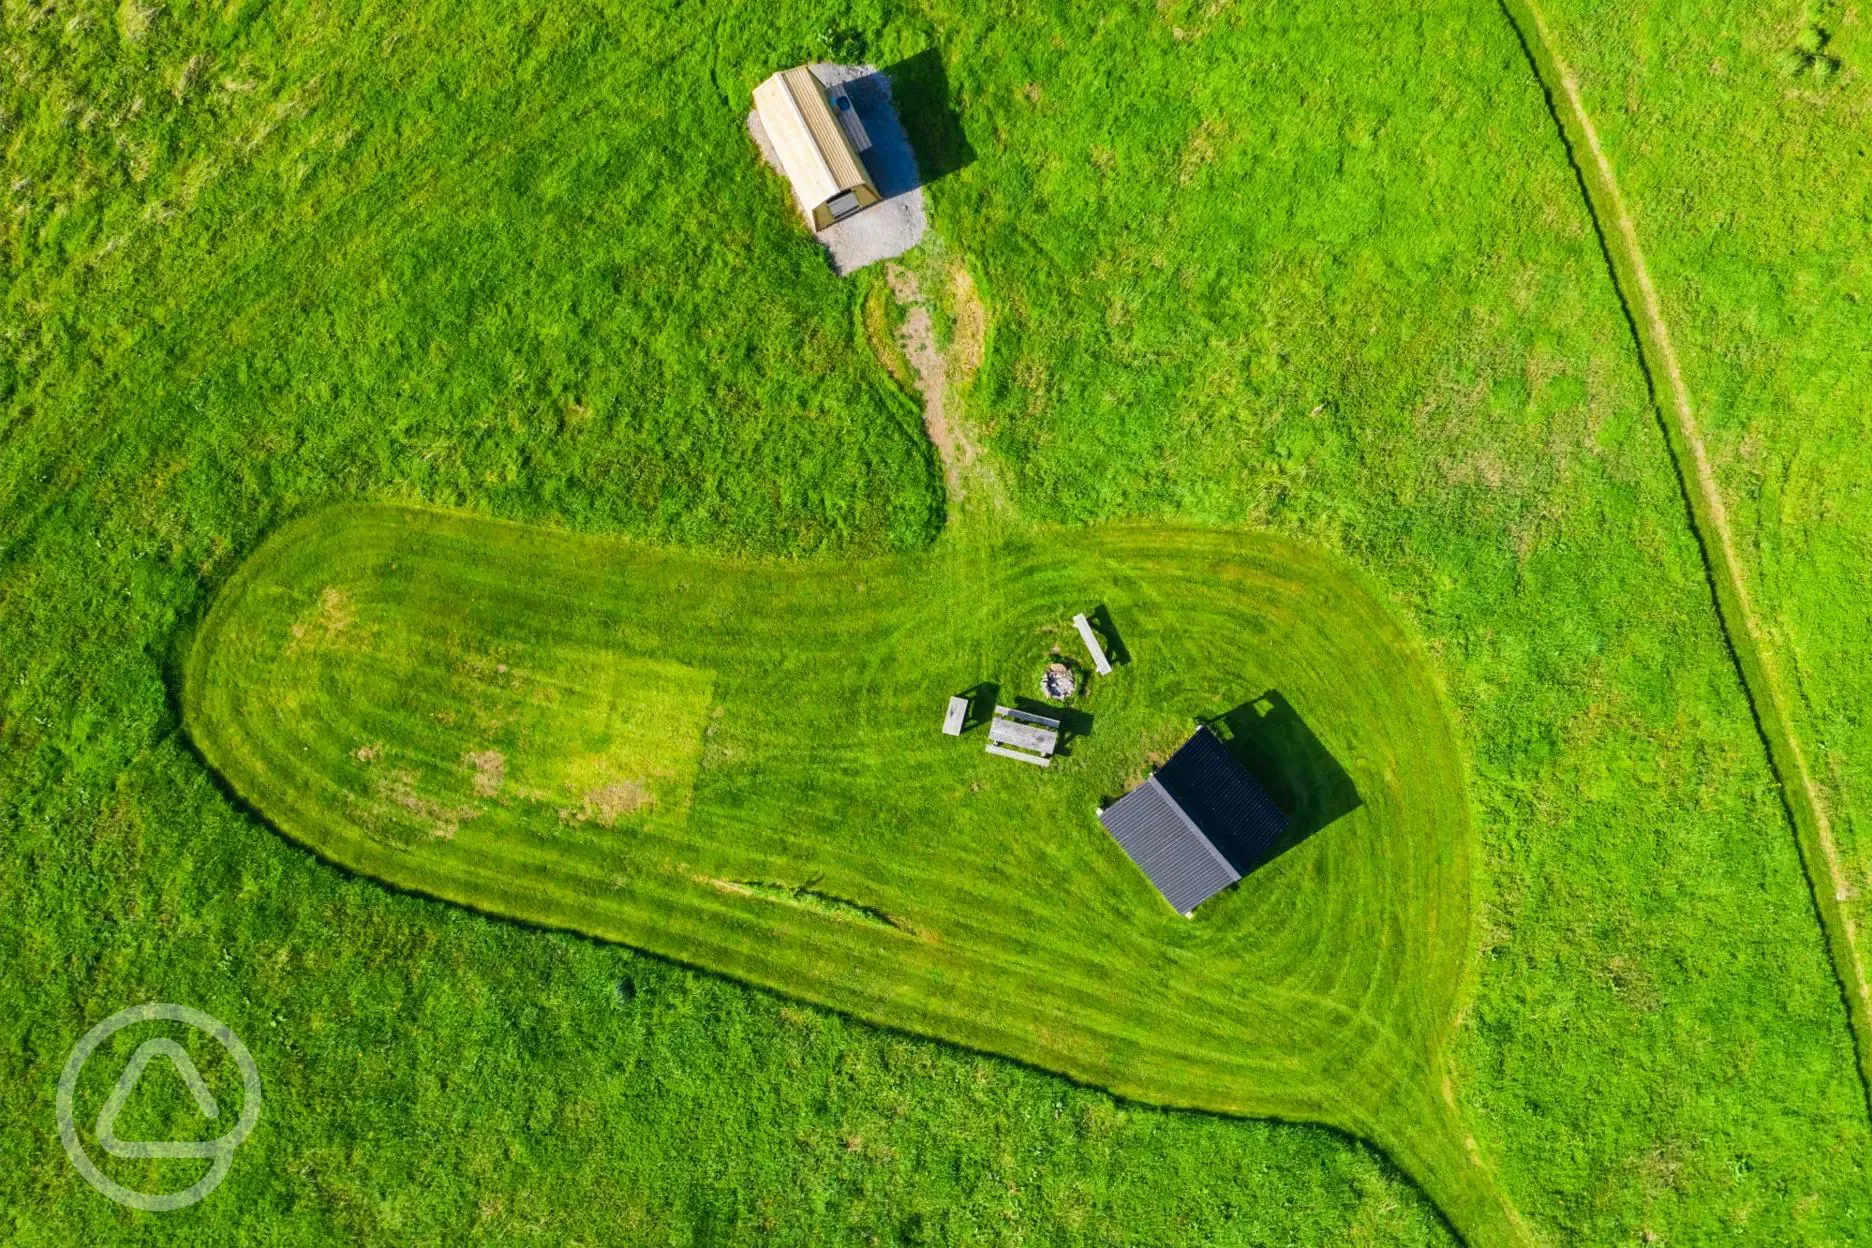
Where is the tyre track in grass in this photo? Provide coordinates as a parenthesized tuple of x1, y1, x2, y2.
(1497, 0, 1872, 1109)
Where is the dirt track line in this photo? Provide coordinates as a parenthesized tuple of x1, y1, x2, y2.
(885, 262, 1009, 529)
(885, 263, 970, 502)
(1501, 0, 1872, 1101)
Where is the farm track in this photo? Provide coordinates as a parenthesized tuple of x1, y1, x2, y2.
(1499, 0, 1872, 1108)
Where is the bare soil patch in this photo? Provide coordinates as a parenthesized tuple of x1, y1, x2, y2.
(886, 264, 962, 479)
(464, 748, 505, 797)
(375, 768, 478, 840)
(885, 262, 1005, 520)
(582, 781, 652, 826)
(287, 585, 355, 653)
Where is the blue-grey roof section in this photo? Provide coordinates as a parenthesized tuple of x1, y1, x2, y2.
(1154, 725, 1290, 874)
(1098, 726, 1289, 915)
(1099, 777, 1241, 915)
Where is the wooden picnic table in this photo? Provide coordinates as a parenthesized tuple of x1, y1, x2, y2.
(986, 705, 1060, 765)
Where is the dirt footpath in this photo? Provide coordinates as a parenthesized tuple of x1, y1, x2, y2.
(885, 262, 1000, 521)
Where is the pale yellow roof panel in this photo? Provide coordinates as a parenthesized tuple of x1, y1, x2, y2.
(753, 66, 878, 220)
(780, 67, 871, 193)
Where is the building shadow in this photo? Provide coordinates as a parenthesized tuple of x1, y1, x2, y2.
(1014, 697, 1093, 757)
(1202, 692, 1361, 863)
(838, 69, 923, 202)
(881, 49, 975, 188)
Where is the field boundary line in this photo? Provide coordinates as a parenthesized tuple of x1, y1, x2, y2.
(1498, 0, 1872, 1106)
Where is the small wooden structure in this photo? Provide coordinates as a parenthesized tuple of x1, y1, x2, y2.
(941, 695, 969, 736)
(1072, 613, 1113, 675)
(752, 66, 882, 230)
(1099, 726, 1288, 915)
(986, 705, 1060, 767)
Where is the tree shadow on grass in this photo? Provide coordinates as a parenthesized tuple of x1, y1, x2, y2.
(1202, 691, 1361, 865)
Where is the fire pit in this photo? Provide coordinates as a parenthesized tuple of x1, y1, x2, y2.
(1041, 662, 1077, 701)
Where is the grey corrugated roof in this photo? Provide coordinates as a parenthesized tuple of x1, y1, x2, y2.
(1099, 777, 1241, 915)
(1098, 726, 1289, 915)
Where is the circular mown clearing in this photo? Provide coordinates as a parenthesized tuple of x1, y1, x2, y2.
(185, 503, 1515, 1243)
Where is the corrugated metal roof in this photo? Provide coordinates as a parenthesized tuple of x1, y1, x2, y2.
(1100, 779, 1240, 915)
(1099, 726, 1289, 915)
(1155, 726, 1289, 873)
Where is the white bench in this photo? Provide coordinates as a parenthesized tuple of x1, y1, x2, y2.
(1073, 613, 1113, 675)
(941, 695, 968, 736)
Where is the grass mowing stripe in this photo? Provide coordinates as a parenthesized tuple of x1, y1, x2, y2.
(183, 502, 1526, 1245)
(16, 0, 1860, 1239)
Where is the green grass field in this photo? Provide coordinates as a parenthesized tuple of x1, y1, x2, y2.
(182, 503, 1511, 1239)
(6, 0, 1872, 1243)
(1529, 0, 1872, 1071)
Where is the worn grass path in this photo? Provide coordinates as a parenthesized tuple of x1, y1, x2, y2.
(1500, 0, 1872, 1102)
(882, 260, 1010, 532)
(183, 502, 1529, 1245)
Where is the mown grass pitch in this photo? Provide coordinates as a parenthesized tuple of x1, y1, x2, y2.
(183, 502, 1519, 1243)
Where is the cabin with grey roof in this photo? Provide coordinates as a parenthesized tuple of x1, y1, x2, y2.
(1099, 726, 1289, 915)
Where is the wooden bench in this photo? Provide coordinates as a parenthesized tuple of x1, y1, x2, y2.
(1073, 613, 1113, 675)
(941, 695, 969, 736)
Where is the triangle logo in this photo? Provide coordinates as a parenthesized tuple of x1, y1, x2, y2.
(94, 1038, 223, 1160)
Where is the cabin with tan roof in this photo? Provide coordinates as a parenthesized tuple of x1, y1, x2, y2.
(752, 66, 883, 230)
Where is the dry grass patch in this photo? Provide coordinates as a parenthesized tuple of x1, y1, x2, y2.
(287, 585, 357, 653)
(465, 749, 506, 797)
(582, 780, 651, 825)
(948, 262, 986, 384)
